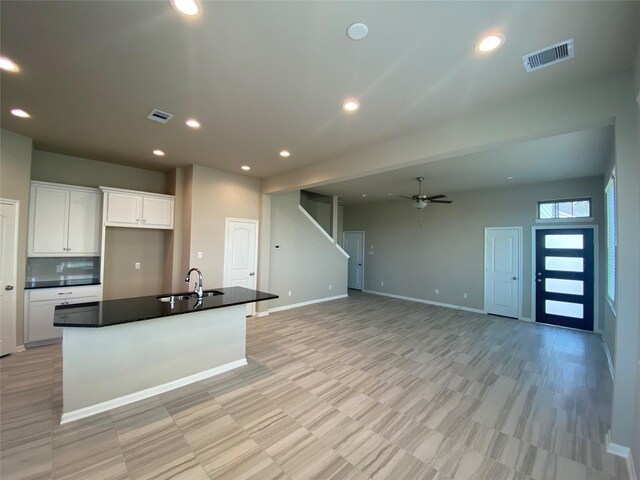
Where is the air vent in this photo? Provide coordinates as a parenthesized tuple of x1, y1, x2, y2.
(523, 39, 574, 73)
(146, 109, 173, 124)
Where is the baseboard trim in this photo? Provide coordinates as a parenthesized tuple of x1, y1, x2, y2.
(606, 431, 637, 480)
(269, 294, 348, 313)
(520, 317, 533, 323)
(602, 338, 615, 380)
(363, 290, 485, 314)
(15, 345, 25, 353)
(255, 311, 269, 318)
(60, 358, 247, 424)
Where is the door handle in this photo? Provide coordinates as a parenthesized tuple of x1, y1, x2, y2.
(4, 285, 14, 291)
(358, 264, 362, 266)
(512, 276, 518, 280)
(249, 272, 255, 276)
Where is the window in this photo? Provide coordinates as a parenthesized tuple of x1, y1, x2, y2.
(605, 173, 616, 303)
(538, 198, 591, 219)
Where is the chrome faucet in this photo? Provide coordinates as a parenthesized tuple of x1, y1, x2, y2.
(185, 268, 203, 299)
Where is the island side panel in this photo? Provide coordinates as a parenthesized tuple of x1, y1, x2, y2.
(62, 304, 246, 416)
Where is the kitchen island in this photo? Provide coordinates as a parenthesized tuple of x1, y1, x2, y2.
(53, 286, 277, 423)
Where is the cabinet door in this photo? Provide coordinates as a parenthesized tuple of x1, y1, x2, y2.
(27, 299, 64, 343)
(67, 190, 101, 255)
(142, 196, 174, 228)
(27, 294, 99, 343)
(29, 185, 69, 255)
(105, 192, 141, 226)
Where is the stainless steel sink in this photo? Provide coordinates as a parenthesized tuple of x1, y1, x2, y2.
(157, 290, 223, 302)
(157, 294, 194, 303)
(201, 290, 223, 297)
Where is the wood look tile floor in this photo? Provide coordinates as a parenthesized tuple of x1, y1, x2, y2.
(1, 292, 627, 480)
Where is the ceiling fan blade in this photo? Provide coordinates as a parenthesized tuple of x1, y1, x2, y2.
(425, 194, 446, 201)
(428, 200, 452, 204)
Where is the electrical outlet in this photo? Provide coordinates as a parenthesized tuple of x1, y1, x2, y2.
(288, 290, 292, 296)
(435, 288, 439, 295)
(135, 262, 141, 270)
(197, 251, 203, 259)
(463, 293, 468, 299)
(380, 281, 384, 286)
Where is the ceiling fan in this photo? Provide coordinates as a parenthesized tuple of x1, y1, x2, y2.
(400, 177, 452, 209)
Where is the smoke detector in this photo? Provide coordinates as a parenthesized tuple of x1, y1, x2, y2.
(523, 39, 574, 73)
(146, 109, 173, 124)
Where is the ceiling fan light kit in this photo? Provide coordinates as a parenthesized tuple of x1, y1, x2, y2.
(400, 177, 453, 208)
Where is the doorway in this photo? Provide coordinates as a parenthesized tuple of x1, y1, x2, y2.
(1, 199, 19, 356)
(343, 231, 364, 291)
(224, 218, 258, 316)
(484, 227, 522, 319)
(534, 227, 595, 331)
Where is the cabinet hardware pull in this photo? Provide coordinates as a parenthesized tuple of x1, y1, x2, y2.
(58, 292, 73, 295)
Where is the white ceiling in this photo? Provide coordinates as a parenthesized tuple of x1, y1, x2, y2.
(0, 2, 637, 177)
(309, 125, 614, 205)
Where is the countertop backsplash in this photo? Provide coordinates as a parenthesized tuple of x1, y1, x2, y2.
(26, 256, 100, 288)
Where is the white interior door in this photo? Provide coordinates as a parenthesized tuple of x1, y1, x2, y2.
(224, 219, 258, 316)
(1, 200, 18, 356)
(484, 227, 521, 319)
(343, 231, 364, 290)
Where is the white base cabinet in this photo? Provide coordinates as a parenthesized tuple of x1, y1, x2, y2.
(25, 285, 101, 345)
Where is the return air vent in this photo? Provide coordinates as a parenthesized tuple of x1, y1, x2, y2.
(523, 39, 574, 73)
(146, 109, 173, 124)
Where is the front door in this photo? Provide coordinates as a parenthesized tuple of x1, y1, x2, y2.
(224, 219, 258, 316)
(535, 228, 594, 331)
(484, 227, 520, 318)
(343, 231, 364, 290)
(0, 200, 18, 356)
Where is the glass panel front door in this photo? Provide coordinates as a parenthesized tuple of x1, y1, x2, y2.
(535, 228, 594, 331)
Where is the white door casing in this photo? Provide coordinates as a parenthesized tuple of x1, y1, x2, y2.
(343, 231, 364, 290)
(484, 227, 522, 319)
(0, 199, 19, 356)
(224, 218, 258, 316)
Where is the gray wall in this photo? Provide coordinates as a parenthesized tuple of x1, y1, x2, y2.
(631, 40, 640, 478)
(180, 164, 261, 289)
(268, 191, 347, 309)
(344, 176, 604, 323)
(30, 150, 168, 300)
(300, 190, 332, 235)
(0, 129, 33, 346)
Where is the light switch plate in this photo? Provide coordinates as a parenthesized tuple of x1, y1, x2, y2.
(135, 262, 141, 270)
(197, 251, 203, 259)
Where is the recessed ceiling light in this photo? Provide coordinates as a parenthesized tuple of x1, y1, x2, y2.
(476, 33, 505, 54)
(361, 194, 367, 197)
(506, 176, 514, 180)
(153, 149, 165, 156)
(10, 108, 30, 118)
(279, 150, 290, 158)
(241, 165, 251, 171)
(185, 118, 200, 128)
(342, 99, 360, 112)
(347, 23, 369, 41)
(169, 0, 202, 17)
(0, 56, 19, 72)
(387, 193, 393, 196)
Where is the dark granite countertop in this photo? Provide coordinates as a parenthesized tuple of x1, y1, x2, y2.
(53, 286, 278, 328)
(25, 279, 101, 289)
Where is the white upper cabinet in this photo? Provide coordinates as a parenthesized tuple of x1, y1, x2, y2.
(28, 182, 101, 256)
(104, 191, 141, 226)
(102, 187, 174, 229)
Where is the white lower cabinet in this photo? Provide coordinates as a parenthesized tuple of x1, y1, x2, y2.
(25, 285, 101, 345)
